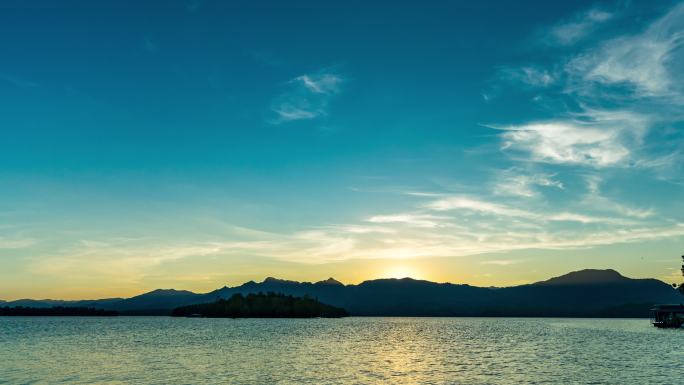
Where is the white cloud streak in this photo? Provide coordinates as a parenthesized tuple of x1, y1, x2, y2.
(481, 259, 522, 266)
(493, 3, 684, 171)
(295, 74, 342, 94)
(499, 119, 633, 167)
(366, 213, 448, 228)
(23, 186, 678, 281)
(422, 195, 636, 226)
(425, 196, 538, 219)
(271, 72, 344, 123)
(0, 237, 35, 249)
(566, 3, 684, 98)
(498, 66, 556, 88)
(550, 8, 613, 45)
(493, 169, 564, 197)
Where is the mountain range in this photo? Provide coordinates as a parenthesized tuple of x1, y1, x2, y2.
(3, 269, 682, 317)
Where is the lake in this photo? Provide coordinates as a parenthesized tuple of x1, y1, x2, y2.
(0, 317, 682, 384)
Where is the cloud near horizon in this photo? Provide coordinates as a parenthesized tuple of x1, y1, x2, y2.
(28, 186, 676, 280)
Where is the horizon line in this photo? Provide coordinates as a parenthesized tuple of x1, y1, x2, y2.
(0, 268, 648, 302)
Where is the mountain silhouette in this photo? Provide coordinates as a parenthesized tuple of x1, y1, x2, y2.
(534, 269, 628, 285)
(3, 298, 123, 309)
(2, 269, 681, 317)
(107, 289, 202, 315)
(314, 277, 344, 286)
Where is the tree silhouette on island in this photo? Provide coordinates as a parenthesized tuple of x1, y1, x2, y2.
(171, 292, 348, 318)
(673, 255, 684, 295)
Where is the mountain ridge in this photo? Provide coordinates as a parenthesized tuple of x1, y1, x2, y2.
(533, 269, 630, 285)
(3, 269, 682, 317)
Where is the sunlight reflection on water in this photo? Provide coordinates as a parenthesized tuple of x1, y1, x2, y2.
(0, 317, 682, 384)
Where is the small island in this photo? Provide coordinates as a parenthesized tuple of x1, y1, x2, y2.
(0, 306, 118, 316)
(172, 292, 348, 318)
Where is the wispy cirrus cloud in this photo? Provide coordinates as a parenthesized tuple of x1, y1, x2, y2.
(565, 3, 684, 98)
(328, 225, 395, 234)
(547, 212, 634, 225)
(548, 8, 613, 45)
(481, 259, 522, 266)
(21, 183, 676, 283)
(0, 237, 35, 249)
(497, 66, 556, 88)
(270, 71, 344, 124)
(30, 236, 283, 283)
(577, 174, 655, 218)
(295, 74, 342, 94)
(422, 195, 635, 226)
(424, 196, 538, 219)
(283, 192, 683, 260)
(493, 168, 564, 198)
(425, 2, 684, 263)
(366, 213, 448, 228)
(497, 114, 644, 168)
(492, 2, 684, 171)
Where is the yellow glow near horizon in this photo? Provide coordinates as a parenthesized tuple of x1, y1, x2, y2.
(2, 243, 681, 300)
(381, 265, 422, 279)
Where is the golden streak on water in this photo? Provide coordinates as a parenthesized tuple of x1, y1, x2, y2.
(0, 317, 679, 384)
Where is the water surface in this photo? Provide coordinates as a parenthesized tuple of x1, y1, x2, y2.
(1, 317, 682, 384)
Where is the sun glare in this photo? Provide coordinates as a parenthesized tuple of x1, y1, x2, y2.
(382, 266, 420, 279)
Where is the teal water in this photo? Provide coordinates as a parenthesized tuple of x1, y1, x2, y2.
(0, 317, 682, 384)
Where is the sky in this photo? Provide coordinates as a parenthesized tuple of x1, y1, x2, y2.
(2, 0, 684, 300)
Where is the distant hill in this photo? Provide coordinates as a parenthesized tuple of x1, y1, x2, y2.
(490, 269, 682, 317)
(111, 289, 201, 315)
(3, 298, 123, 309)
(534, 269, 629, 285)
(3, 269, 682, 317)
(172, 292, 348, 318)
(0, 306, 118, 316)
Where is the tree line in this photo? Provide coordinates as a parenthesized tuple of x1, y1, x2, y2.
(677, 255, 684, 295)
(0, 306, 118, 316)
(172, 292, 348, 318)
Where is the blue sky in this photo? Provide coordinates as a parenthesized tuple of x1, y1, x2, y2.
(2, 0, 684, 299)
